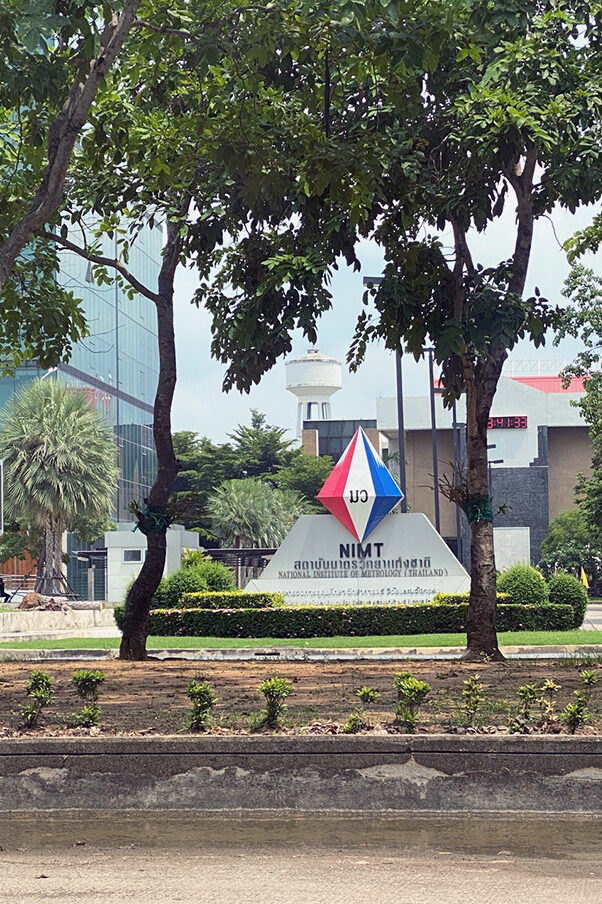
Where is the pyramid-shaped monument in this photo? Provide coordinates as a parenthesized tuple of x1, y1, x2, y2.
(317, 427, 403, 542)
(246, 426, 470, 604)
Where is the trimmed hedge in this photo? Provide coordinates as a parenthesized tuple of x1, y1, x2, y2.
(178, 591, 285, 610)
(432, 592, 510, 605)
(157, 567, 209, 607)
(548, 572, 588, 629)
(113, 602, 573, 637)
(497, 565, 549, 606)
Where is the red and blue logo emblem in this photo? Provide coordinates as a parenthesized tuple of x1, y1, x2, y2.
(317, 427, 403, 542)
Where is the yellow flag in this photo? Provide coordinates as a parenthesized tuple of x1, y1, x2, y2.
(580, 567, 590, 589)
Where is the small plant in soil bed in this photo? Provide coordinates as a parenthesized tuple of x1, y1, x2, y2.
(187, 678, 217, 731)
(70, 669, 105, 728)
(461, 674, 484, 728)
(20, 670, 54, 729)
(343, 686, 381, 734)
(393, 672, 431, 733)
(561, 669, 598, 734)
(257, 676, 293, 729)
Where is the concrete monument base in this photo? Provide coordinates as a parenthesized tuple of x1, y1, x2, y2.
(246, 513, 470, 605)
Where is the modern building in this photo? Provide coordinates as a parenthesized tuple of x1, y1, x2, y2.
(0, 223, 162, 597)
(298, 356, 592, 570)
(55, 224, 160, 521)
(377, 372, 591, 568)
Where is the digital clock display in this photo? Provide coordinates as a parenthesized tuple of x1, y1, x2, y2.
(488, 416, 528, 430)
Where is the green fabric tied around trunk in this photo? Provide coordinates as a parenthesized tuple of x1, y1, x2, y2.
(464, 495, 493, 524)
(133, 503, 172, 535)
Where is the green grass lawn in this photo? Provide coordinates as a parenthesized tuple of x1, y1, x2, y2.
(1, 630, 602, 650)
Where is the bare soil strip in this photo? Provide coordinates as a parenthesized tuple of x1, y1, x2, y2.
(1, 658, 600, 736)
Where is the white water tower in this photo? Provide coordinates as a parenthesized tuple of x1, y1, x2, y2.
(286, 348, 342, 437)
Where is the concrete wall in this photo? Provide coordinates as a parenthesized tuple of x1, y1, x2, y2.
(105, 525, 200, 603)
(493, 527, 531, 570)
(0, 609, 115, 636)
(547, 426, 592, 518)
(402, 430, 457, 539)
(301, 429, 319, 456)
(1, 736, 601, 813)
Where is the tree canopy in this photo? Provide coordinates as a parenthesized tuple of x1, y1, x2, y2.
(554, 265, 602, 543)
(173, 412, 332, 539)
(201, 0, 602, 659)
(207, 478, 306, 548)
(539, 509, 602, 593)
(0, 0, 142, 294)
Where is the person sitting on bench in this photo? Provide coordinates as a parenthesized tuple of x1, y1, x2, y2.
(0, 577, 10, 603)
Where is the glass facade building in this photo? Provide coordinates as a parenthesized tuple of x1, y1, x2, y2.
(0, 222, 162, 596)
(55, 223, 161, 521)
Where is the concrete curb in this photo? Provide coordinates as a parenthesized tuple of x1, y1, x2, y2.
(1, 734, 601, 813)
(1, 644, 602, 663)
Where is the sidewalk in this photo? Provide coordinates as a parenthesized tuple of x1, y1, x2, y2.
(583, 602, 602, 629)
(1, 642, 601, 663)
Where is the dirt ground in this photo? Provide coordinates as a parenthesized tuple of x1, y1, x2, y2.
(0, 657, 600, 736)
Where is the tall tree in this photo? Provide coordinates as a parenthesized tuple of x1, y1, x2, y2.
(0, 379, 118, 594)
(556, 264, 602, 429)
(229, 411, 296, 478)
(272, 454, 333, 510)
(207, 0, 602, 660)
(539, 509, 602, 592)
(37, 0, 328, 657)
(172, 432, 238, 538)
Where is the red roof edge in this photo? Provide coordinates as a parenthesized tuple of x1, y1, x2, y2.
(511, 375, 586, 394)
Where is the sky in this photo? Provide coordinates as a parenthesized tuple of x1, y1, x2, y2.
(170, 202, 602, 443)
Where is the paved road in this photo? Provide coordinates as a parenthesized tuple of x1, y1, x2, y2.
(583, 603, 602, 630)
(1, 813, 601, 903)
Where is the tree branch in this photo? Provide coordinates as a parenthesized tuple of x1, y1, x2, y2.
(450, 216, 474, 323)
(0, 0, 141, 295)
(158, 193, 192, 295)
(506, 145, 537, 298)
(41, 230, 161, 304)
(520, 144, 538, 194)
(451, 217, 475, 273)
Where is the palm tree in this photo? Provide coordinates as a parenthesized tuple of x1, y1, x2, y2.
(0, 379, 119, 595)
(207, 478, 305, 548)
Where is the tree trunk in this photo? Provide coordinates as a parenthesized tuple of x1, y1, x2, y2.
(461, 357, 506, 662)
(36, 524, 53, 595)
(35, 541, 46, 591)
(53, 518, 64, 594)
(119, 229, 181, 659)
(0, 1, 140, 295)
(120, 528, 168, 659)
(456, 153, 535, 661)
(36, 516, 63, 595)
